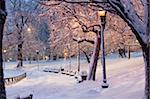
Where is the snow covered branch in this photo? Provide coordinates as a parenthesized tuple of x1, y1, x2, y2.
(73, 38, 95, 44)
(107, 0, 146, 44)
(42, 0, 108, 3)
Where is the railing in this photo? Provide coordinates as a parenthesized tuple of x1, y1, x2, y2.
(4, 73, 26, 85)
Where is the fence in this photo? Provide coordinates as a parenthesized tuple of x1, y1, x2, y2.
(4, 73, 26, 85)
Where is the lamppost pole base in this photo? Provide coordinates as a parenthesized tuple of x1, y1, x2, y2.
(101, 82, 109, 88)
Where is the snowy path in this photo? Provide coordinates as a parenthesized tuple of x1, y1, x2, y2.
(6, 56, 145, 99)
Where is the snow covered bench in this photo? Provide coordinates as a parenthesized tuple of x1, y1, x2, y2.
(75, 71, 87, 83)
(61, 70, 76, 76)
(43, 68, 76, 77)
(16, 94, 33, 99)
(43, 68, 60, 73)
(43, 67, 76, 76)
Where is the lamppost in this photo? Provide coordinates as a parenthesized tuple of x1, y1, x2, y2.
(67, 44, 72, 71)
(77, 37, 81, 74)
(98, 10, 109, 88)
(36, 50, 39, 71)
(64, 51, 68, 67)
(43, 46, 46, 60)
(128, 45, 131, 59)
(3, 50, 6, 69)
(27, 27, 32, 63)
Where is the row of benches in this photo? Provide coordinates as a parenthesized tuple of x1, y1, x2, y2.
(43, 68, 76, 76)
(43, 68, 88, 83)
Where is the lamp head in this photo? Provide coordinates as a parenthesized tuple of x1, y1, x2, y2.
(98, 10, 106, 17)
(98, 10, 107, 25)
(27, 27, 31, 32)
(64, 52, 67, 56)
(3, 50, 6, 53)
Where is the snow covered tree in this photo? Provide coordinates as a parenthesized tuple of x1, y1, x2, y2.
(60, 5, 102, 80)
(81, 25, 101, 80)
(8, 0, 39, 67)
(0, 0, 7, 98)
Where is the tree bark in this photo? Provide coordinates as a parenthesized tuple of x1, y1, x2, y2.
(16, 30, 23, 67)
(145, 0, 150, 98)
(73, 38, 94, 63)
(128, 46, 131, 59)
(142, 44, 150, 99)
(17, 42, 23, 67)
(0, 0, 7, 98)
(82, 50, 90, 63)
(88, 32, 101, 80)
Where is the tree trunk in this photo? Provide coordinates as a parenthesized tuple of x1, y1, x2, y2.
(0, 21, 6, 99)
(128, 46, 131, 59)
(145, 0, 150, 98)
(17, 33, 23, 67)
(88, 33, 101, 80)
(144, 0, 150, 98)
(0, 0, 7, 98)
(142, 44, 150, 99)
(82, 50, 90, 63)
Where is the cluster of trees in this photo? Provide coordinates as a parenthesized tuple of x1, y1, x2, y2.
(0, 0, 149, 98)
(3, 0, 140, 61)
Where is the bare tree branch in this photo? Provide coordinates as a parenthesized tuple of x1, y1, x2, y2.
(73, 38, 95, 44)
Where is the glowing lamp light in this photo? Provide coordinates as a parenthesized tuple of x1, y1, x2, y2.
(27, 28, 31, 32)
(3, 50, 6, 53)
(64, 52, 68, 56)
(98, 10, 106, 17)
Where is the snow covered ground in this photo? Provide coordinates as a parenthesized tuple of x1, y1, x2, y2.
(4, 69, 25, 79)
(5, 52, 145, 99)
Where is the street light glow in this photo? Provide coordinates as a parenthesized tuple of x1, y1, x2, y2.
(3, 50, 6, 53)
(64, 52, 68, 57)
(27, 27, 32, 32)
(98, 10, 106, 17)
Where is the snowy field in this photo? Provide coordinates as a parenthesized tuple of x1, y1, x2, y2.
(4, 69, 25, 78)
(5, 52, 145, 99)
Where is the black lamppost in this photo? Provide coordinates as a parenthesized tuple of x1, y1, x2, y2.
(98, 10, 109, 88)
(77, 37, 81, 74)
(36, 50, 39, 71)
(67, 44, 72, 71)
(64, 51, 67, 67)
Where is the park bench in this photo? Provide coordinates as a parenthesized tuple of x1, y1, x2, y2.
(16, 94, 33, 99)
(61, 70, 76, 76)
(43, 68, 60, 73)
(44, 67, 85, 82)
(75, 71, 87, 83)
